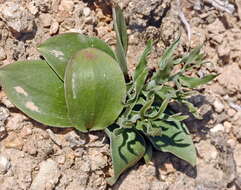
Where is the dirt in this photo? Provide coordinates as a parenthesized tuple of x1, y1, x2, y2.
(0, 0, 241, 189)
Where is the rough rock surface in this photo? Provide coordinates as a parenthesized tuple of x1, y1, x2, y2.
(0, 0, 241, 190)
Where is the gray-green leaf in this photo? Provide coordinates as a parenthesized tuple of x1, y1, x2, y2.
(0, 60, 72, 127)
(105, 126, 146, 185)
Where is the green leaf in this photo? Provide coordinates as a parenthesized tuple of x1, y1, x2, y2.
(105, 126, 146, 185)
(38, 33, 116, 80)
(152, 36, 180, 83)
(148, 120, 196, 166)
(0, 60, 72, 127)
(143, 140, 153, 164)
(64, 48, 126, 132)
(113, 5, 128, 79)
(179, 74, 217, 88)
(181, 100, 202, 119)
(134, 40, 153, 81)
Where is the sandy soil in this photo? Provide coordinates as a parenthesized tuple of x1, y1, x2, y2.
(0, 0, 241, 189)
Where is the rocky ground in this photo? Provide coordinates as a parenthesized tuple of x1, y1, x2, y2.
(0, 0, 241, 189)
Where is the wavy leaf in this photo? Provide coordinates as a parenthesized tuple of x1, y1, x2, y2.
(179, 74, 217, 88)
(105, 126, 146, 185)
(148, 120, 196, 166)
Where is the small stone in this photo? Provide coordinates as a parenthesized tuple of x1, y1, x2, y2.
(213, 99, 224, 113)
(0, 47, 7, 61)
(27, 2, 38, 15)
(210, 124, 224, 133)
(227, 108, 236, 117)
(4, 132, 24, 150)
(50, 20, 59, 35)
(227, 139, 236, 148)
(56, 155, 65, 164)
(1, 96, 15, 108)
(20, 125, 33, 138)
(6, 113, 26, 131)
(0, 107, 9, 121)
(59, 0, 74, 12)
(39, 13, 52, 28)
(89, 149, 107, 170)
(163, 163, 175, 174)
(0, 2, 34, 34)
(30, 159, 60, 190)
(83, 7, 91, 17)
(223, 121, 232, 133)
(0, 155, 11, 174)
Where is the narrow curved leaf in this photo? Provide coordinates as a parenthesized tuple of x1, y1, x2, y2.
(38, 33, 116, 80)
(179, 74, 217, 88)
(148, 120, 196, 166)
(0, 60, 72, 127)
(105, 126, 146, 185)
(113, 5, 128, 79)
(64, 48, 126, 132)
(134, 40, 153, 81)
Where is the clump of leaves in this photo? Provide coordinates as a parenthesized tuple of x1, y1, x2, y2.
(0, 5, 216, 185)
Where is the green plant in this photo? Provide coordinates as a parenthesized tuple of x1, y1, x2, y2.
(0, 5, 216, 185)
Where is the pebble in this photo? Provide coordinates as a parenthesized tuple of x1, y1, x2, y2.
(30, 159, 60, 190)
(50, 20, 59, 35)
(27, 2, 38, 15)
(0, 107, 9, 121)
(83, 7, 91, 17)
(59, 0, 74, 12)
(210, 124, 224, 133)
(227, 108, 236, 117)
(0, 2, 34, 34)
(0, 47, 7, 61)
(0, 155, 11, 174)
(223, 121, 232, 133)
(39, 13, 52, 28)
(213, 99, 224, 113)
(4, 132, 24, 150)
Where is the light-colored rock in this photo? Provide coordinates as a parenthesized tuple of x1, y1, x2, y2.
(27, 2, 38, 15)
(0, 2, 34, 34)
(210, 124, 224, 133)
(0, 155, 11, 174)
(50, 20, 59, 35)
(223, 121, 232, 133)
(227, 108, 236, 117)
(89, 149, 107, 170)
(0, 47, 7, 61)
(59, 0, 74, 12)
(30, 159, 60, 190)
(83, 7, 91, 17)
(39, 13, 52, 28)
(3, 132, 24, 150)
(213, 99, 224, 113)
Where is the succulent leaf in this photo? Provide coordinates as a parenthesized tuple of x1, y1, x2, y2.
(113, 5, 129, 79)
(38, 33, 116, 80)
(178, 74, 217, 88)
(105, 125, 146, 186)
(64, 48, 126, 132)
(134, 40, 153, 81)
(148, 120, 196, 166)
(0, 60, 72, 127)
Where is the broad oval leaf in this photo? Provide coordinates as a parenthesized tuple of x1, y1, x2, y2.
(64, 48, 126, 132)
(105, 126, 146, 185)
(37, 33, 116, 80)
(147, 120, 196, 166)
(0, 60, 72, 127)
